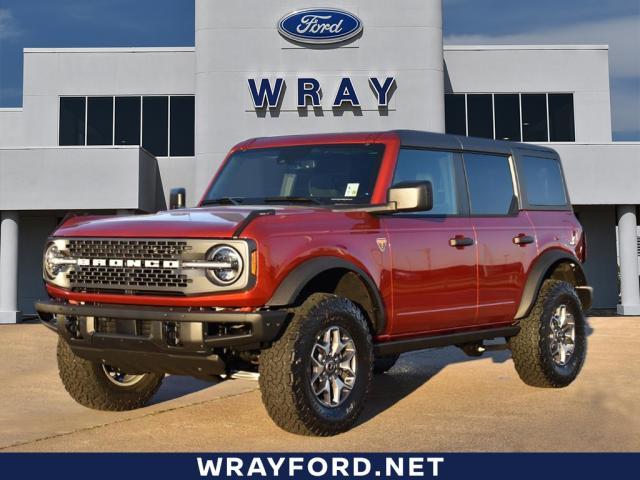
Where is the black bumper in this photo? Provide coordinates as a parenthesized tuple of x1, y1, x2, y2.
(35, 300, 288, 376)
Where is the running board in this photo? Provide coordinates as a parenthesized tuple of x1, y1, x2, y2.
(374, 325, 520, 356)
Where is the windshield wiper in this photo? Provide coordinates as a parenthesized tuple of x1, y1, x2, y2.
(201, 197, 242, 206)
(262, 196, 324, 205)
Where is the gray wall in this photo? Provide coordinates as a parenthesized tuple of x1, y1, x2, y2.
(443, 45, 612, 143)
(194, 0, 446, 194)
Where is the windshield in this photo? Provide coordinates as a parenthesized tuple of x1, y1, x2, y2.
(203, 144, 385, 206)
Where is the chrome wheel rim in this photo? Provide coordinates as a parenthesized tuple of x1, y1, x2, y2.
(548, 304, 576, 366)
(101, 364, 145, 387)
(309, 326, 357, 408)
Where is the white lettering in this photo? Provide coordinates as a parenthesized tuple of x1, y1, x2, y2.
(427, 457, 444, 477)
(387, 457, 403, 477)
(353, 457, 371, 477)
(108, 259, 123, 267)
(409, 457, 423, 476)
(266, 457, 285, 476)
(78, 258, 90, 266)
(126, 259, 142, 268)
(333, 458, 349, 477)
(296, 15, 343, 35)
(144, 260, 160, 268)
(92, 259, 106, 267)
(289, 457, 304, 476)
(226, 458, 244, 477)
(308, 458, 328, 477)
(196, 457, 222, 477)
(163, 260, 179, 269)
(247, 458, 267, 477)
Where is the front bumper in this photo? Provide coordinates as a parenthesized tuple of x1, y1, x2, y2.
(35, 300, 288, 376)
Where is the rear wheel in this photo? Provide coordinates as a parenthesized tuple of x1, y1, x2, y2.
(57, 338, 164, 411)
(259, 293, 374, 436)
(509, 280, 586, 388)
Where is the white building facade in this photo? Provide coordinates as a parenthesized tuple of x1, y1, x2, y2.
(1, 0, 639, 322)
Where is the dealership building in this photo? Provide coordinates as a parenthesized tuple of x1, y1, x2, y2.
(1, 0, 639, 323)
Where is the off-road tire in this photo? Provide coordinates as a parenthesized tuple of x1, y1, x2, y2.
(57, 338, 164, 411)
(259, 293, 374, 436)
(508, 279, 586, 388)
(373, 354, 400, 374)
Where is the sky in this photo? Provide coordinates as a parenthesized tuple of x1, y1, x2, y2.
(0, 0, 638, 140)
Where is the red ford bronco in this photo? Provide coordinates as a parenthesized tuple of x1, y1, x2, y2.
(37, 130, 592, 436)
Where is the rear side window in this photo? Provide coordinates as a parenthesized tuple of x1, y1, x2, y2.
(393, 149, 460, 215)
(520, 156, 568, 206)
(464, 153, 515, 215)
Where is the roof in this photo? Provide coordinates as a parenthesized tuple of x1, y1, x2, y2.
(443, 45, 609, 51)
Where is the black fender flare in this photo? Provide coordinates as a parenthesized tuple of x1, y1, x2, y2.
(515, 249, 591, 319)
(266, 257, 387, 334)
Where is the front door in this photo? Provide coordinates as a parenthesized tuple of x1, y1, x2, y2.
(383, 148, 478, 335)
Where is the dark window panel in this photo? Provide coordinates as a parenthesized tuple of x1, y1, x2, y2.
(548, 93, 575, 142)
(520, 156, 568, 206)
(494, 94, 521, 141)
(86, 97, 113, 146)
(142, 96, 168, 157)
(170, 96, 195, 156)
(59, 97, 86, 146)
(445, 94, 466, 136)
(464, 153, 515, 215)
(521, 94, 548, 142)
(467, 94, 494, 139)
(115, 96, 141, 145)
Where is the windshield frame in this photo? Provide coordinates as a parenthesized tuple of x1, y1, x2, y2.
(199, 142, 387, 207)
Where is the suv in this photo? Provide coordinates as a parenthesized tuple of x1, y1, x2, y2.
(37, 130, 592, 436)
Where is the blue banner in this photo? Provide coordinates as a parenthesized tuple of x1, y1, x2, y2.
(0, 453, 637, 479)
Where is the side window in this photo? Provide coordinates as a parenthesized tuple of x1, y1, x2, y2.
(464, 153, 515, 215)
(392, 149, 460, 215)
(520, 156, 568, 206)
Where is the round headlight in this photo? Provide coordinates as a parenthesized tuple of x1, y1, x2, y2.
(43, 243, 63, 279)
(206, 245, 244, 285)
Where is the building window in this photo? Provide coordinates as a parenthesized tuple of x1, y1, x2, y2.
(494, 94, 521, 141)
(464, 153, 515, 215)
(521, 94, 548, 142)
(170, 96, 195, 157)
(58, 95, 195, 157)
(59, 97, 86, 146)
(115, 97, 141, 145)
(142, 96, 169, 157)
(467, 94, 494, 139)
(87, 97, 113, 145)
(548, 93, 575, 142)
(444, 94, 466, 136)
(444, 92, 575, 143)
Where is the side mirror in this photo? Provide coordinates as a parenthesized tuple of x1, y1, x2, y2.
(169, 188, 186, 210)
(388, 181, 433, 213)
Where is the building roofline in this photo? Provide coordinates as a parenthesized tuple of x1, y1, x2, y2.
(443, 44, 609, 51)
(23, 46, 195, 54)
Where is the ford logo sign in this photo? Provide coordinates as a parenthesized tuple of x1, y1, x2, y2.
(278, 8, 363, 45)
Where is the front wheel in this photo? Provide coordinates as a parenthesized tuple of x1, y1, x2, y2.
(509, 280, 586, 388)
(259, 293, 374, 436)
(57, 338, 164, 411)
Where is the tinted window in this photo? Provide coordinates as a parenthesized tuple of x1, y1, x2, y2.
(393, 149, 459, 215)
(445, 94, 466, 136)
(59, 97, 85, 146)
(467, 94, 493, 139)
(464, 153, 515, 215)
(170, 96, 195, 156)
(86, 97, 113, 145)
(521, 94, 548, 141)
(548, 94, 575, 142)
(115, 96, 141, 145)
(494, 94, 521, 141)
(205, 144, 384, 205)
(142, 96, 168, 156)
(520, 156, 567, 206)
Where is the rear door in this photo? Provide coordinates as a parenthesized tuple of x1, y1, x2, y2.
(383, 148, 478, 335)
(463, 152, 538, 326)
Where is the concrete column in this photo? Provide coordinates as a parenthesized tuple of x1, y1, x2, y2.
(0, 211, 21, 323)
(617, 205, 640, 315)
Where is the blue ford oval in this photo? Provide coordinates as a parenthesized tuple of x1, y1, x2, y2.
(278, 8, 363, 45)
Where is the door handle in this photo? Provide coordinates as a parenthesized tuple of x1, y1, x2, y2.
(513, 234, 535, 246)
(449, 236, 474, 248)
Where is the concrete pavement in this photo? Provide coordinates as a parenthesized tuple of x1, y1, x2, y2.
(0, 317, 638, 452)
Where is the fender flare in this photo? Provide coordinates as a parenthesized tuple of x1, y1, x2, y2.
(266, 257, 387, 334)
(515, 249, 591, 319)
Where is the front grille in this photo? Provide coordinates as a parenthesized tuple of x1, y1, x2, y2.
(67, 267, 190, 289)
(67, 239, 190, 259)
